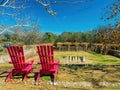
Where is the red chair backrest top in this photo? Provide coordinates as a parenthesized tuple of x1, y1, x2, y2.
(7, 46, 26, 69)
(37, 45, 54, 71)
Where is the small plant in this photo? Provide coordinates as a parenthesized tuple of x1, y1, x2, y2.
(62, 56, 66, 59)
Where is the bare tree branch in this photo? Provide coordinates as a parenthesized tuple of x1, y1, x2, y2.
(35, 0, 49, 7)
(51, 0, 91, 5)
(0, 0, 10, 6)
(0, 0, 92, 16)
(34, 0, 91, 16)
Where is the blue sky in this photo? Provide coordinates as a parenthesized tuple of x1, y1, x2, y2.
(0, 0, 116, 34)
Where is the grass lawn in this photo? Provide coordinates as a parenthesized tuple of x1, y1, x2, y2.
(54, 51, 120, 65)
(0, 51, 120, 90)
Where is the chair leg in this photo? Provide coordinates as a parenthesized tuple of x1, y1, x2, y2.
(35, 72, 40, 82)
(22, 72, 29, 81)
(53, 72, 57, 81)
(50, 73, 58, 85)
(5, 71, 13, 82)
(50, 73, 57, 84)
(50, 74, 54, 83)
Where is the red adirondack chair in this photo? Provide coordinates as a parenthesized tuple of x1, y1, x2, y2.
(6, 46, 34, 82)
(36, 45, 60, 84)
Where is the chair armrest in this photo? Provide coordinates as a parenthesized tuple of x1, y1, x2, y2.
(26, 59, 34, 65)
(54, 59, 60, 64)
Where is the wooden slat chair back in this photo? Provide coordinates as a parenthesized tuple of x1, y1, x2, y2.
(37, 45, 54, 72)
(7, 46, 26, 69)
(6, 46, 34, 82)
(36, 45, 60, 84)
